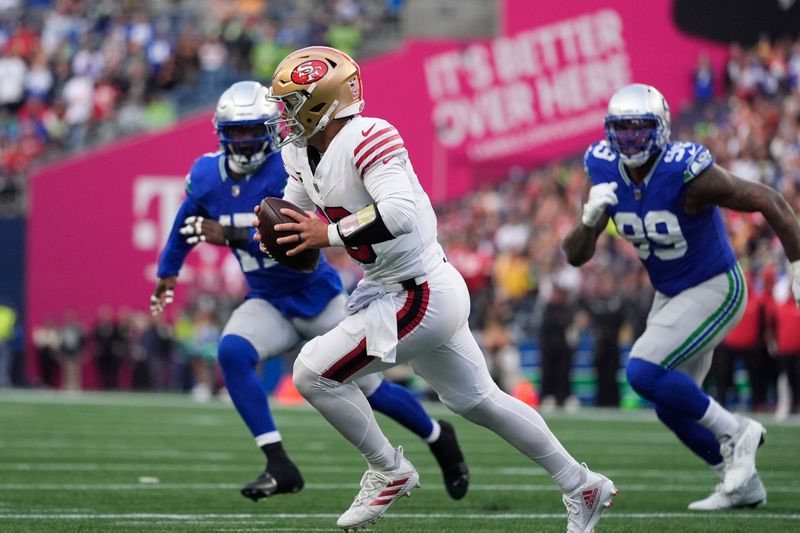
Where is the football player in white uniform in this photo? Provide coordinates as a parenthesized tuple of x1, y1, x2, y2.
(253, 46, 617, 533)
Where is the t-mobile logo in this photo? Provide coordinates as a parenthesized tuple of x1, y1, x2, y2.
(132, 176, 185, 251)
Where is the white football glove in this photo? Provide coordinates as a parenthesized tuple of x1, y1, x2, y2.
(149, 289, 174, 316)
(179, 216, 206, 244)
(582, 182, 618, 227)
(792, 260, 800, 308)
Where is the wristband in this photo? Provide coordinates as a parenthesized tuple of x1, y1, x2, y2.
(223, 226, 252, 249)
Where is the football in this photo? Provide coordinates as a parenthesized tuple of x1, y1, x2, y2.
(257, 197, 320, 273)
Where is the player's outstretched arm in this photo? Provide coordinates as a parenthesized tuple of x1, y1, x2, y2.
(563, 181, 617, 266)
(151, 195, 207, 315)
(687, 163, 800, 305)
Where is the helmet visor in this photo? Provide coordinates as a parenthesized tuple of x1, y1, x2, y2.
(605, 117, 658, 158)
(216, 119, 280, 170)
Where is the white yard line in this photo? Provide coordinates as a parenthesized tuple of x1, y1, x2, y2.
(0, 482, 798, 493)
(0, 512, 798, 521)
(2, 462, 800, 482)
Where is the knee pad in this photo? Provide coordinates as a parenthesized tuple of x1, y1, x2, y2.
(292, 357, 341, 398)
(625, 358, 665, 400)
(217, 335, 258, 373)
(654, 403, 675, 425)
(441, 383, 500, 416)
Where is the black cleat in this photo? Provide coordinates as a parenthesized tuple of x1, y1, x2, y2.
(428, 419, 470, 500)
(240, 461, 304, 502)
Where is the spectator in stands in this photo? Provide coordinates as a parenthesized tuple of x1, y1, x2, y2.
(33, 317, 60, 388)
(141, 316, 174, 391)
(187, 307, 221, 402)
(481, 317, 524, 394)
(693, 52, 714, 103)
(0, 302, 16, 388)
(58, 310, 84, 391)
(93, 306, 125, 390)
(536, 272, 579, 411)
(772, 281, 800, 416)
(710, 270, 773, 411)
(582, 272, 624, 408)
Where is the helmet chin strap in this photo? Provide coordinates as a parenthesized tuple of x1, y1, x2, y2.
(311, 100, 340, 136)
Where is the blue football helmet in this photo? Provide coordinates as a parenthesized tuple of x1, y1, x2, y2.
(214, 81, 281, 175)
(604, 84, 671, 168)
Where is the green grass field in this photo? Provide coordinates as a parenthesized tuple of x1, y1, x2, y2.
(1, 390, 798, 533)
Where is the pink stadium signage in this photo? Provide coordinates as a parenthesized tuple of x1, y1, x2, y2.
(358, 0, 727, 200)
(26, 0, 726, 375)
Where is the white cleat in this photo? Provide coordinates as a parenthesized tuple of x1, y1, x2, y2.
(720, 415, 766, 493)
(563, 464, 618, 533)
(337, 446, 420, 531)
(688, 471, 766, 511)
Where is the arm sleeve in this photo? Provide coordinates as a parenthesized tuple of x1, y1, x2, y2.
(361, 155, 417, 237)
(156, 194, 208, 278)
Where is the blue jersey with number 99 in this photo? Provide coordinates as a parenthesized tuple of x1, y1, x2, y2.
(584, 140, 736, 296)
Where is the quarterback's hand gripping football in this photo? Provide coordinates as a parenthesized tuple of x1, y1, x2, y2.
(792, 260, 800, 308)
(179, 216, 227, 246)
(274, 208, 330, 256)
(582, 182, 619, 227)
(150, 276, 176, 316)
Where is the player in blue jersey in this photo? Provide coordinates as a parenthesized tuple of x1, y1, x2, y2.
(564, 84, 800, 511)
(149, 81, 469, 503)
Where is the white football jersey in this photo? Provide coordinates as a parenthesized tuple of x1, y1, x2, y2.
(282, 116, 445, 285)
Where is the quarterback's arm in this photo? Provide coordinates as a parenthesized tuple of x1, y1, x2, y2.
(327, 156, 416, 247)
(562, 179, 609, 266)
(157, 195, 209, 278)
(686, 164, 800, 262)
(282, 173, 317, 213)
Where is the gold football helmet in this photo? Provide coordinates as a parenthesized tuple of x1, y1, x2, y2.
(269, 46, 365, 147)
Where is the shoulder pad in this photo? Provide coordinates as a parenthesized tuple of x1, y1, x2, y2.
(280, 145, 303, 182)
(583, 140, 617, 180)
(683, 145, 714, 182)
(186, 152, 223, 199)
(351, 117, 406, 178)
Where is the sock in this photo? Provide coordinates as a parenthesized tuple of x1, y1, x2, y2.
(626, 358, 711, 419)
(713, 462, 725, 481)
(698, 397, 740, 439)
(655, 404, 723, 465)
(425, 420, 441, 443)
(365, 442, 400, 472)
(218, 335, 278, 439)
(461, 387, 582, 492)
(366, 379, 436, 440)
(553, 462, 586, 494)
(293, 359, 397, 472)
(261, 441, 290, 466)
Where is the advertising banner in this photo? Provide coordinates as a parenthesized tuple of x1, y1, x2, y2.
(26, 0, 728, 379)
(359, 0, 727, 201)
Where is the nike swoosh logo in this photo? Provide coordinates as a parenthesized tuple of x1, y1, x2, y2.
(382, 156, 395, 164)
(361, 124, 376, 137)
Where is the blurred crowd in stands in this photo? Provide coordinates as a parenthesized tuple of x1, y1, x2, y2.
(1, 4, 799, 416)
(436, 36, 800, 413)
(0, 0, 399, 213)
